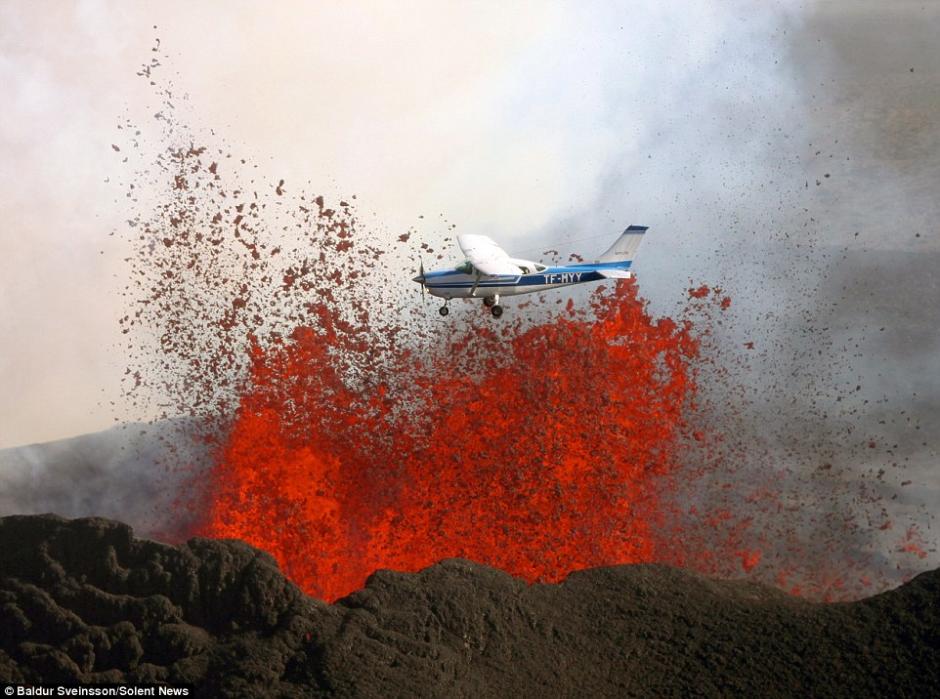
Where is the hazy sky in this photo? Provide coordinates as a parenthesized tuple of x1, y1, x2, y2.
(0, 0, 781, 445)
(1, 0, 937, 448)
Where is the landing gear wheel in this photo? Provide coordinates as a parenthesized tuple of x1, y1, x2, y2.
(483, 296, 496, 307)
(439, 305, 450, 317)
(491, 305, 504, 318)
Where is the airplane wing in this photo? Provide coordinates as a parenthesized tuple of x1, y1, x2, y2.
(596, 268, 633, 279)
(457, 234, 521, 276)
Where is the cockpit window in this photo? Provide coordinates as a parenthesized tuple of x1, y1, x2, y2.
(534, 263, 547, 272)
(455, 260, 473, 274)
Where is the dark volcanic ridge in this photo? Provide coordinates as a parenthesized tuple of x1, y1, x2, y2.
(1, 515, 938, 697)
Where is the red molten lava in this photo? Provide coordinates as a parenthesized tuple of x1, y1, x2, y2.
(200, 282, 701, 601)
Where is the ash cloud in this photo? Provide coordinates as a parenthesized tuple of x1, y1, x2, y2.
(738, 1, 940, 571)
(0, 421, 210, 541)
(510, 0, 940, 584)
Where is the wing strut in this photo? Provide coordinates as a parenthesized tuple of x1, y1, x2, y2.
(470, 271, 482, 297)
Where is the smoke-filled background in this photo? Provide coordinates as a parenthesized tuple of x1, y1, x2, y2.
(1, 0, 938, 596)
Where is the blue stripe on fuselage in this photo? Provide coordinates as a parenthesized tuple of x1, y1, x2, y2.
(423, 261, 630, 289)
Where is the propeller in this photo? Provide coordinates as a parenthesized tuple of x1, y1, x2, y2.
(415, 256, 426, 301)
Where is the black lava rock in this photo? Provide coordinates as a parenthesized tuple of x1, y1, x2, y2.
(1, 514, 938, 697)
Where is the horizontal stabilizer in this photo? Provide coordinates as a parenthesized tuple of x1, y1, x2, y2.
(597, 268, 632, 279)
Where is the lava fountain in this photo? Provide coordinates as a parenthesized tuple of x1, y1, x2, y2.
(200, 282, 701, 601)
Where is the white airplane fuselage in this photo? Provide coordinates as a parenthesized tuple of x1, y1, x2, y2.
(418, 262, 631, 300)
(412, 225, 646, 316)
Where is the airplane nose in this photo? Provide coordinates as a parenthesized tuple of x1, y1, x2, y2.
(412, 275, 424, 284)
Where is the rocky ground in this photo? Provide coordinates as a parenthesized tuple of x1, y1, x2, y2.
(0, 514, 937, 697)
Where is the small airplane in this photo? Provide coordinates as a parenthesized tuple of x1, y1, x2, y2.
(413, 225, 648, 317)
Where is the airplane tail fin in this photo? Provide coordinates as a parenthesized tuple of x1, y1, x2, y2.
(596, 225, 648, 263)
